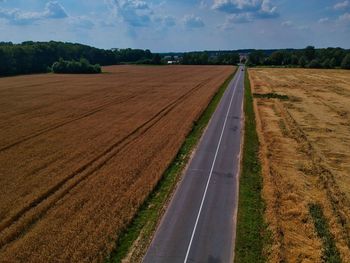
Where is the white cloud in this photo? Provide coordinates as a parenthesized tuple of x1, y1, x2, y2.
(281, 20, 293, 27)
(68, 16, 94, 29)
(218, 13, 253, 30)
(334, 1, 349, 10)
(318, 17, 329, 23)
(0, 1, 67, 25)
(200, 0, 208, 9)
(213, 0, 259, 12)
(153, 15, 176, 27)
(183, 14, 205, 28)
(338, 12, 350, 22)
(162, 15, 176, 27)
(111, 0, 152, 27)
(44, 1, 68, 19)
(215, 0, 278, 29)
(226, 13, 253, 23)
(258, 0, 277, 18)
(280, 20, 309, 31)
(212, 0, 278, 19)
(108, 0, 177, 29)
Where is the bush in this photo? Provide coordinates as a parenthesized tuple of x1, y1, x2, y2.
(52, 58, 101, 74)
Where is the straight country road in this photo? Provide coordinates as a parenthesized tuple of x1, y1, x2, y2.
(143, 66, 245, 263)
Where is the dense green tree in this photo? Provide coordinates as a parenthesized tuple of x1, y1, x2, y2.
(228, 46, 349, 69)
(181, 51, 239, 65)
(230, 53, 240, 64)
(321, 58, 331, 69)
(308, 59, 322, 68)
(0, 41, 158, 76)
(341, 54, 350, 69)
(152, 54, 162, 64)
(333, 49, 345, 66)
(52, 58, 101, 74)
(299, 56, 308, 68)
(330, 57, 337, 68)
(200, 52, 209, 64)
(291, 55, 299, 65)
(270, 51, 284, 65)
(0, 48, 14, 75)
(304, 46, 316, 61)
(248, 50, 265, 65)
(216, 53, 239, 65)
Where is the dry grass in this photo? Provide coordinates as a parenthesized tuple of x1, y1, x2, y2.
(249, 68, 350, 262)
(0, 65, 234, 262)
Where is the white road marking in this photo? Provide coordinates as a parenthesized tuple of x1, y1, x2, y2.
(183, 68, 242, 263)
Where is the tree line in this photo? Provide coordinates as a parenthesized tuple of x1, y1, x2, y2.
(248, 46, 350, 69)
(181, 52, 240, 65)
(0, 41, 161, 76)
(1, 42, 349, 76)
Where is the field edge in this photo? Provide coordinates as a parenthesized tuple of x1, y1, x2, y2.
(105, 67, 237, 263)
(234, 68, 270, 263)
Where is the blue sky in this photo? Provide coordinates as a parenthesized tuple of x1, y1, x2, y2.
(0, 0, 349, 52)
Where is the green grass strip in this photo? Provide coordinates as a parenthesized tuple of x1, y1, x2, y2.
(309, 204, 342, 263)
(235, 69, 268, 263)
(106, 67, 237, 263)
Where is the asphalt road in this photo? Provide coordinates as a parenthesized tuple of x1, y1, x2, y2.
(143, 66, 245, 263)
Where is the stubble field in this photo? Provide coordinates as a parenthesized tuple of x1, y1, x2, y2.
(0, 65, 234, 262)
(249, 68, 350, 262)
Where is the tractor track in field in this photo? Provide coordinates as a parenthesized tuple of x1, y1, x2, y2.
(0, 94, 138, 152)
(0, 79, 210, 249)
(280, 104, 350, 248)
(0, 80, 64, 92)
(0, 72, 199, 151)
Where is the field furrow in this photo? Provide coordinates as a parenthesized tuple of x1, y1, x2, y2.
(0, 65, 234, 262)
(0, 75, 209, 246)
(0, 94, 138, 152)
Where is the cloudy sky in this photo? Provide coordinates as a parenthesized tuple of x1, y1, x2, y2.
(0, 0, 349, 52)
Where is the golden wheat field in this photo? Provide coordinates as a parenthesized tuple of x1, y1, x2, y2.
(0, 65, 234, 262)
(249, 68, 350, 262)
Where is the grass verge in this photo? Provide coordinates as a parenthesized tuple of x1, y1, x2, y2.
(234, 69, 268, 263)
(309, 204, 341, 263)
(106, 67, 237, 263)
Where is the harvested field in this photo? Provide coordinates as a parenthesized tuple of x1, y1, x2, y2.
(0, 65, 234, 262)
(249, 68, 350, 262)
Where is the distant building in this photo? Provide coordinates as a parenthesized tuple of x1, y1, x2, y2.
(167, 60, 179, 65)
(164, 55, 180, 64)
